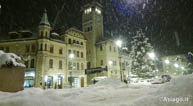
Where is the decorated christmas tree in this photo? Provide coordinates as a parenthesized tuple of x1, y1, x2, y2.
(130, 30, 156, 78)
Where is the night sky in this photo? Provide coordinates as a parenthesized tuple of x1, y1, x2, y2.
(0, 0, 193, 56)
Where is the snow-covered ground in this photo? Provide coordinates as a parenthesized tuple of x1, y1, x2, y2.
(0, 75, 192, 106)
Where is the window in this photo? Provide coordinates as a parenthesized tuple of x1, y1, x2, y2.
(113, 60, 117, 66)
(45, 31, 48, 38)
(73, 40, 76, 43)
(77, 63, 79, 70)
(50, 46, 54, 53)
(68, 62, 72, 70)
(59, 48, 63, 54)
(49, 59, 53, 68)
(30, 59, 35, 68)
(95, 8, 101, 14)
(80, 42, 83, 45)
(68, 49, 71, 54)
(59, 60, 62, 69)
(25, 60, 29, 68)
(25, 45, 30, 52)
(87, 62, 91, 69)
(109, 45, 112, 51)
(84, 7, 92, 14)
(69, 39, 71, 44)
(45, 44, 47, 51)
(40, 44, 43, 51)
(81, 63, 84, 70)
(73, 50, 76, 57)
(81, 52, 84, 58)
(73, 62, 76, 70)
(114, 47, 116, 52)
(101, 60, 104, 66)
(77, 41, 79, 44)
(100, 45, 103, 51)
(40, 31, 43, 38)
(77, 51, 79, 57)
(32, 45, 35, 52)
(5, 47, 9, 52)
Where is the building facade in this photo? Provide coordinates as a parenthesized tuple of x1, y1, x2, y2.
(162, 54, 188, 77)
(0, 2, 131, 87)
(0, 10, 87, 89)
(82, 2, 130, 84)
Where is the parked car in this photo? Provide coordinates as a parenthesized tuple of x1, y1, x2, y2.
(151, 77, 164, 84)
(161, 75, 171, 82)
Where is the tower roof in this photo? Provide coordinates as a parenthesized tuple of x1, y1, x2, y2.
(39, 9, 50, 27)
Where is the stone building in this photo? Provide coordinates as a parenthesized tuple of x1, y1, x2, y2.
(0, 2, 131, 87)
(162, 54, 188, 77)
(0, 10, 87, 88)
(82, 2, 129, 84)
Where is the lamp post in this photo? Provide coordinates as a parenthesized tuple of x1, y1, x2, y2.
(69, 53, 74, 88)
(108, 60, 113, 77)
(116, 40, 123, 81)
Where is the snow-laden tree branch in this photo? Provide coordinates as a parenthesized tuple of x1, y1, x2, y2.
(0, 50, 25, 68)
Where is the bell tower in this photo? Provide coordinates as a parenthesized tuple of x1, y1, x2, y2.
(82, 2, 104, 68)
(38, 9, 51, 39)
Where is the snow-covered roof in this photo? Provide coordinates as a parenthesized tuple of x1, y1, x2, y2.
(51, 32, 59, 36)
(0, 50, 25, 68)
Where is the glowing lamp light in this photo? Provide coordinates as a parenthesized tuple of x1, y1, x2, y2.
(148, 52, 156, 60)
(108, 61, 113, 65)
(69, 53, 75, 59)
(116, 40, 122, 48)
(181, 67, 185, 70)
(174, 63, 179, 68)
(164, 59, 170, 64)
(44, 75, 48, 82)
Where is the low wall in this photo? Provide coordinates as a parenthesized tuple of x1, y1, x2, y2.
(0, 67, 25, 92)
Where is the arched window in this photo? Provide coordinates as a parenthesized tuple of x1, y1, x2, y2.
(45, 31, 48, 38)
(30, 59, 35, 68)
(73, 40, 76, 44)
(45, 44, 47, 51)
(40, 31, 44, 38)
(69, 39, 71, 44)
(40, 44, 43, 51)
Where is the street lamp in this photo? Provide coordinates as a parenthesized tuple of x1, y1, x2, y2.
(108, 60, 113, 65)
(148, 52, 156, 60)
(116, 40, 122, 48)
(181, 66, 184, 70)
(69, 53, 75, 59)
(69, 53, 74, 88)
(174, 63, 179, 68)
(164, 59, 170, 64)
(116, 40, 123, 81)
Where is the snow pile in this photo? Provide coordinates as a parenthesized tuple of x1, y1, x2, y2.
(92, 78, 127, 88)
(133, 75, 193, 106)
(157, 75, 193, 96)
(0, 75, 192, 106)
(0, 50, 25, 68)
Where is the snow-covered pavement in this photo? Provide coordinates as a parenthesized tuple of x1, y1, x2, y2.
(0, 75, 192, 106)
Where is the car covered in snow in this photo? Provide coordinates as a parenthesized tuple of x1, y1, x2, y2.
(161, 75, 171, 82)
(151, 77, 164, 84)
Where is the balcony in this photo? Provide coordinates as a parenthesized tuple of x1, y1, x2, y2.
(71, 43, 84, 48)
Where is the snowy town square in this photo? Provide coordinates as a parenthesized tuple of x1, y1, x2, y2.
(0, 0, 193, 106)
